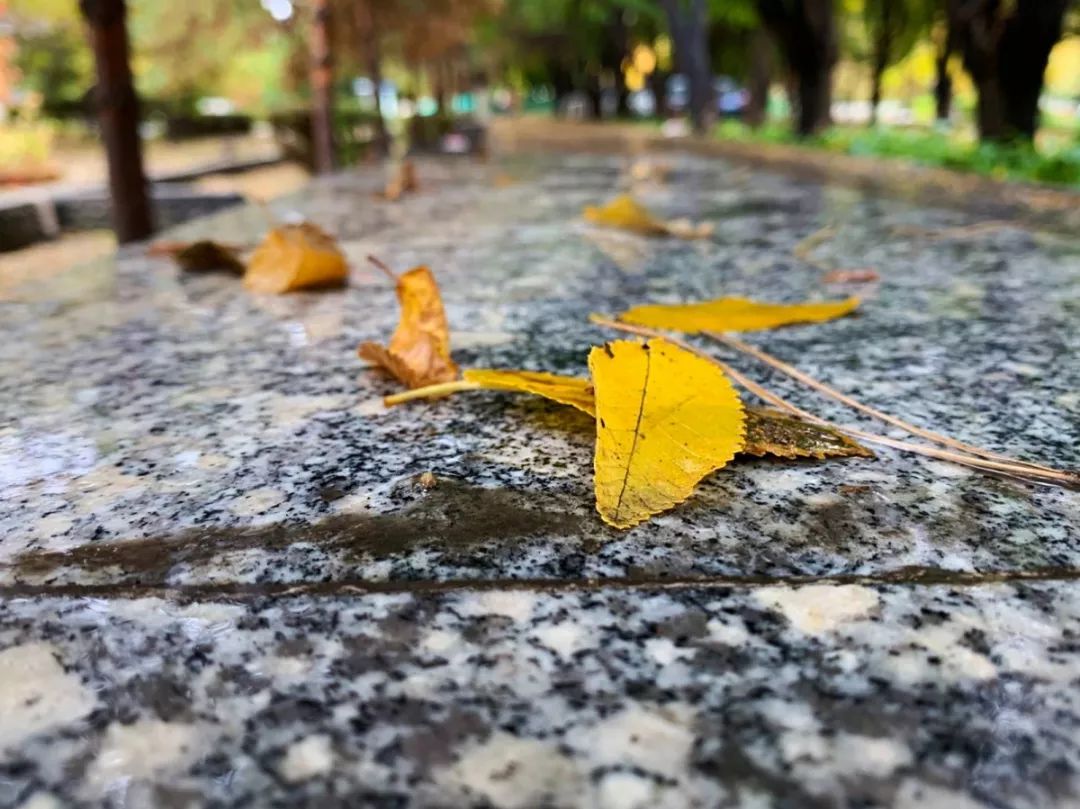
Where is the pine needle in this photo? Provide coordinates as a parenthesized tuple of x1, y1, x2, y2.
(705, 331, 1066, 478)
(367, 254, 397, 281)
(890, 220, 1021, 241)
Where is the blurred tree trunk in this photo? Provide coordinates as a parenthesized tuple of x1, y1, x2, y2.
(309, 0, 335, 174)
(744, 28, 773, 129)
(949, 0, 1069, 142)
(354, 0, 389, 157)
(757, 0, 838, 137)
(648, 69, 668, 117)
(80, 0, 153, 243)
(432, 59, 449, 114)
(660, 0, 713, 134)
(934, 26, 954, 124)
(603, 6, 630, 118)
(550, 62, 574, 116)
(868, 0, 891, 126)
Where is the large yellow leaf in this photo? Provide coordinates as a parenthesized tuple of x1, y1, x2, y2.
(358, 265, 459, 389)
(618, 296, 859, 333)
(462, 369, 596, 415)
(583, 194, 712, 239)
(244, 223, 348, 294)
(589, 338, 746, 529)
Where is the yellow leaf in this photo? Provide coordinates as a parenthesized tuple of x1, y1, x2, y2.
(462, 369, 596, 415)
(359, 265, 459, 389)
(618, 296, 859, 333)
(589, 338, 745, 529)
(583, 194, 712, 239)
(743, 408, 873, 460)
(244, 223, 348, 294)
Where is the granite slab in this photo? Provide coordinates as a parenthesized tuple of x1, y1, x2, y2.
(1, 153, 1078, 808)
(2, 581, 1078, 809)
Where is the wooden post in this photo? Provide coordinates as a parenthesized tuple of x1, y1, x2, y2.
(310, 0, 335, 173)
(80, 0, 153, 243)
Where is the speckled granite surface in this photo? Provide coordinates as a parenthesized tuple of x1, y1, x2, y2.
(1, 154, 1078, 808)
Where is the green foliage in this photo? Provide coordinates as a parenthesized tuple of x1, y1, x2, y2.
(14, 26, 93, 109)
(714, 121, 1080, 187)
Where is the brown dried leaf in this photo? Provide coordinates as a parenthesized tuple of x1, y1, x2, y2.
(176, 241, 245, 274)
(743, 408, 873, 460)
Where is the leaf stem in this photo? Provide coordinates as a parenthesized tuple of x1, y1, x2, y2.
(367, 254, 397, 281)
(383, 379, 480, 406)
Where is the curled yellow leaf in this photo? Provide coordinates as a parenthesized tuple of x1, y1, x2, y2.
(617, 296, 859, 333)
(589, 338, 745, 529)
(244, 223, 348, 294)
(583, 194, 712, 239)
(359, 265, 459, 389)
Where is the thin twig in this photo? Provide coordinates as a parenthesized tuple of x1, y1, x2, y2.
(590, 316, 1079, 489)
(890, 220, 1020, 241)
(792, 224, 837, 261)
(367, 254, 397, 281)
(706, 331, 1063, 477)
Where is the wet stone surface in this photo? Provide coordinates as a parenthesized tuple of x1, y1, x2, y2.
(1, 154, 1078, 808)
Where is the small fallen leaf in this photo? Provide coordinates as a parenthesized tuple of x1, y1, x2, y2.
(617, 296, 859, 333)
(492, 172, 517, 188)
(583, 194, 712, 239)
(148, 239, 246, 273)
(589, 338, 745, 529)
(244, 223, 348, 293)
(628, 159, 671, 183)
(378, 159, 420, 201)
(822, 269, 879, 283)
(358, 260, 458, 389)
(743, 408, 873, 459)
(175, 241, 246, 273)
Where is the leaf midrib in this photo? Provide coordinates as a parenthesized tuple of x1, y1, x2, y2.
(613, 345, 651, 523)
